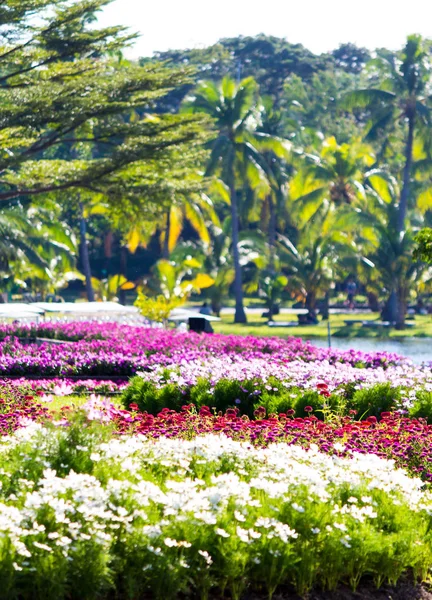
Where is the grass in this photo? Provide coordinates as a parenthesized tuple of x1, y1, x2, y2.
(41, 395, 122, 413)
(212, 312, 432, 340)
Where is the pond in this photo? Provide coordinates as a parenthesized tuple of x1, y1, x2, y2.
(308, 337, 432, 365)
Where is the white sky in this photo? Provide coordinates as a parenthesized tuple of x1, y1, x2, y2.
(98, 0, 432, 58)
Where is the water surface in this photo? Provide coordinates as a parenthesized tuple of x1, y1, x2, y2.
(308, 337, 432, 365)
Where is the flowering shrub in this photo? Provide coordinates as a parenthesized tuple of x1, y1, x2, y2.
(122, 372, 432, 421)
(0, 420, 432, 599)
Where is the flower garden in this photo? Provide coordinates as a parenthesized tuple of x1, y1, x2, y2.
(2, 322, 432, 599)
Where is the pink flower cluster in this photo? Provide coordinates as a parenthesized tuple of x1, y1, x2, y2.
(0, 322, 410, 377)
(6, 378, 127, 397)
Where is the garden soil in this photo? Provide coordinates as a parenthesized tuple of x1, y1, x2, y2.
(244, 581, 432, 600)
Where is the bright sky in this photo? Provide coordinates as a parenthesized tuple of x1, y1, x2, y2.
(98, 0, 432, 58)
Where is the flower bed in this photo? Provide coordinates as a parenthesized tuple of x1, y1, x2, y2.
(0, 419, 431, 599)
(3, 324, 432, 597)
(7, 378, 128, 397)
(122, 366, 432, 421)
(0, 323, 410, 377)
(74, 397, 432, 481)
(0, 383, 50, 434)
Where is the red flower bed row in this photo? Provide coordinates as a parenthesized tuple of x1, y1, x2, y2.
(4, 382, 432, 483)
(101, 403, 432, 481)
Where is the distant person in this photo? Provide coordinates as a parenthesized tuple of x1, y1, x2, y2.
(346, 279, 357, 309)
(199, 302, 212, 316)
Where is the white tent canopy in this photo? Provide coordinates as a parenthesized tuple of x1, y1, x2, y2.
(0, 302, 221, 324)
(33, 301, 138, 314)
(0, 304, 45, 318)
(0, 302, 140, 321)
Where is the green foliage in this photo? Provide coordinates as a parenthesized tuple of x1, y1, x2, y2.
(134, 292, 184, 323)
(414, 228, 432, 264)
(0, 0, 209, 219)
(346, 384, 402, 419)
(0, 200, 77, 284)
(122, 377, 186, 413)
(123, 375, 429, 425)
(122, 376, 342, 420)
(409, 391, 432, 423)
(91, 274, 134, 302)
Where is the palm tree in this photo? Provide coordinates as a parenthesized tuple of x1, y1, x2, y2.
(289, 137, 375, 216)
(257, 97, 292, 272)
(342, 35, 432, 234)
(120, 191, 221, 259)
(0, 201, 77, 296)
(158, 192, 220, 259)
(278, 202, 361, 319)
(185, 76, 287, 323)
(202, 220, 235, 317)
(356, 174, 428, 326)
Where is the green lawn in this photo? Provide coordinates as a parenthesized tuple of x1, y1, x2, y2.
(41, 395, 122, 413)
(213, 312, 432, 339)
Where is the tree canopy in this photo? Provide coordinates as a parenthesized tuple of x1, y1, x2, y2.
(0, 0, 209, 218)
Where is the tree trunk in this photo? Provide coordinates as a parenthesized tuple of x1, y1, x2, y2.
(395, 284, 408, 331)
(119, 246, 128, 305)
(229, 181, 247, 323)
(268, 194, 277, 273)
(211, 295, 222, 317)
(320, 290, 330, 320)
(305, 291, 318, 323)
(367, 291, 380, 312)
(392, 112, 415, 329)
(381, 290, 395, 322)
(79, 203, 95, 302)
(162, 208, 171, 260)
(103, 231, 113, 275)
(267, 301, 274, 322)
(398, 113, 415, 234)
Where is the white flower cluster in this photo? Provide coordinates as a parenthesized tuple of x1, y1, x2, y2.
(0, 424, 430, 596)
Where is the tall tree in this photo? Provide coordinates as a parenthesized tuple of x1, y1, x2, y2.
(355, 174, 428, 324)
(342, 35, 432, 233)
(257, 97, 292, 273)
(0, 199, 76, 287)
(289, 137, 375, 225)
(342, 35, 432, 326)
(278, 202, 360, 319)
(0, 0, 208, 213)
(185, 77, 284, 323)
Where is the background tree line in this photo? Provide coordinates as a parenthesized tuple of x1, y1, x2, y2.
(1, 2, 431, 329)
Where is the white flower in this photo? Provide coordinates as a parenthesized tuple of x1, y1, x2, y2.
(33, 542, 52, 552)
(198, 550, 213, 566)
(236, 526, 250, 543)
(340, 535, 352, 548)
(215, 528, 230, 538)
